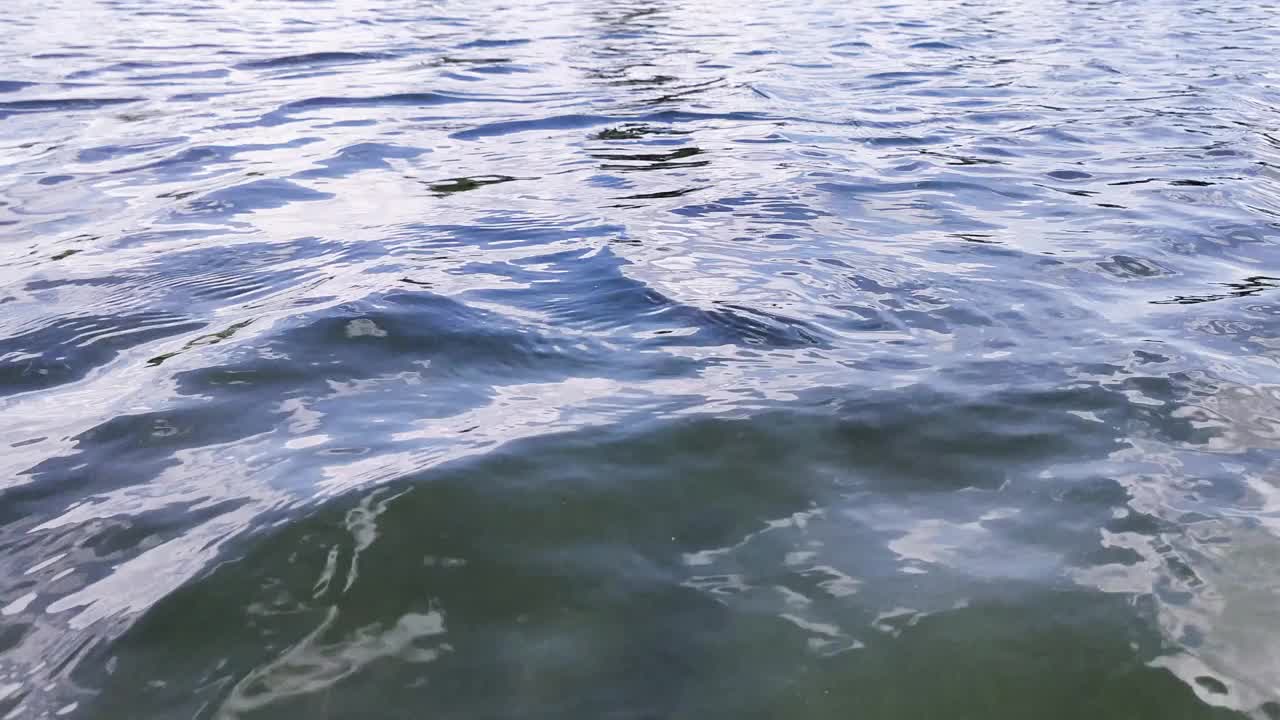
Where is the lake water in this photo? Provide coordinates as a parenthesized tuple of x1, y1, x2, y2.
(2, 0, 1279, 717)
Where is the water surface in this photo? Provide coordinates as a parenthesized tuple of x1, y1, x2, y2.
(2, 0, 1280, 717)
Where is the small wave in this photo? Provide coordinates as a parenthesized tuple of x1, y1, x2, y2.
(236, 51, 397, 69)
(0, 312, 204, 396)
(0, 97, 143, 118)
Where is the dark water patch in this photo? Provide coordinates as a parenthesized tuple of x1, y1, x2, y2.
(463, 64, 531, 76)
(236, 51, 397, 69)
(294, 142, 428, 180)
(909, 40, 963, 50)
(426, 174, 524, 195)
(1152, 275, 1280, 305)
(244, 92, 524, 127)
(860, 69, 958, 87)
(1095, 254, 1175, 280)
(1049, 169, 1094, 181)
(147, 318, 255, 366)
(10, 406, 265, 521)
(113, 138, 318, 178)
(607, 73, 679, 87)
(434, 55, 515, 65)
(64, 60, 190, 80)
(172, 179, 334, 219)
(593, 123, 693, 140)
(0, 97, 143, 118)
(75, 136, 187, 163)
(616, 186, 705, 199)
(126, 68, 230, 81)
(58, 238, 343, 316)
(818, 178, 1036, 200)
(281, 93, 511, 111)
(671, 191, 830, 225)
(919, 149, 1006, 166)
(61, 383, 1218, 719)
(465, 246, 829, 347)
(384, 219, 628, 258)
(454, 113, 634, 140)
(862, 133, 949, 148)
(0, 312, 205, 396)
(451, 110, 770, 140)
(458, 38, 530, 49)
(163, 289, 694, 426)
(591, 145, 707, 171)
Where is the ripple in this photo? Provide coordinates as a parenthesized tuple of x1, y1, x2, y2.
(235, 51, 398, 69)
(0, 97, 144, 118)
(2, 0, 1279, 716)
(0, 312, 204, 396)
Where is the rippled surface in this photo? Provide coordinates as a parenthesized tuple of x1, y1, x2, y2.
(2, 0, 1280, 716)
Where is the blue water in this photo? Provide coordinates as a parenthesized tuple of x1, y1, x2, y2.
(2, 0, 1280, 717)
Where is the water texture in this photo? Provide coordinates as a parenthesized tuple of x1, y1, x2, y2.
(1, 0, 1279, 717)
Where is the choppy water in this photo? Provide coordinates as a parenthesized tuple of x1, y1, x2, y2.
(2, 0, 1280, 716)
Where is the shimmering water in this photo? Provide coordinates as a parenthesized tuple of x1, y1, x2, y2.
(2, 0, 1280, 717)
